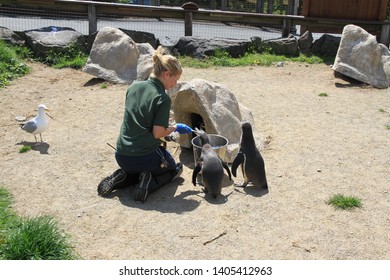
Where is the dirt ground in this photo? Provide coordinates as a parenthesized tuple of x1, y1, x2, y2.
(0, 61, 389, 260)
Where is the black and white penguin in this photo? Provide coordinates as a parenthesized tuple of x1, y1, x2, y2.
(192, 143, 232, 199)
(231, 121, 268, 189)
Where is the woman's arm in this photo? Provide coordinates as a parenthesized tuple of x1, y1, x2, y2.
(153, 125, 176, 139)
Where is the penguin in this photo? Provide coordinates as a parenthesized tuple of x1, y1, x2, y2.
(231, 121, 268, 189)
(192, 143, 232, 199)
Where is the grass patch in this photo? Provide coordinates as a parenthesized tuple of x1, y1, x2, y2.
(318, 92, 329, 97)
(179, 49, 328, 68)
(19, 145, 32, 153)
(43, 44, 88, 69)
(0, 186, 79, 260)
(0, 40, 30, 88)
(327, 194, 362, 210)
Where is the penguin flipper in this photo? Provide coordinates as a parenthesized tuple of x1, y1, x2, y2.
(222, 161, 232, 181)
(192, 163, 202, 186)
(231, 152, 245, 177)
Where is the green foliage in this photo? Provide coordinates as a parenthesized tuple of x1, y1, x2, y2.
(0, 188, 20, 234)
(318, 92, 329, 97)
(19, 145, 32, 153)
(0, 187, 78, 260)
(179, 49, 327, 68)
(42, 44, 88, 69)
(0, 40, 30, 88)
(327, 194, 362, 210)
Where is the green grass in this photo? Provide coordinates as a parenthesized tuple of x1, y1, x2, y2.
(179, 49, 328, 68)
(327, 194, 362, 210)
(0, 186, 79, 260)
(43, 44, 88, 69)
(0, 40, 30, 88)
(318, 92, 329, 97)
(0, 188, 20, 233)
(19, 145, 32, 153)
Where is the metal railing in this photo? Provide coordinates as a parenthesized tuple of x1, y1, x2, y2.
(0, 0, 389, 44)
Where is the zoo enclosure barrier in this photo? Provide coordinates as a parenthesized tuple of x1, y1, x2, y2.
(0, 0, 389, 45)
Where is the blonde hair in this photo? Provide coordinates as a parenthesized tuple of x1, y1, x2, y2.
(152, 46, 182, 77)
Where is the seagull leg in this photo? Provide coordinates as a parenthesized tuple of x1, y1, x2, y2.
(33, 135, 41, 146)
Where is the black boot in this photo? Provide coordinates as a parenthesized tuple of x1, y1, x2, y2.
(97, 169, 127, 196)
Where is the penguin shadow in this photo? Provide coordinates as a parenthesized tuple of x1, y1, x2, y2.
(198, 189, 234, 205)
(16, 141, 50, 154)
(234, 184, 269, 198)
(192, 173, 234, 205)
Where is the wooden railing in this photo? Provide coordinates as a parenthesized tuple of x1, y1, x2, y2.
(1, 0, 389, 45)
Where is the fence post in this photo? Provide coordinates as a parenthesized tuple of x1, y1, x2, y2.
(221, 0, 227, 11)
(256, 0, 264, 13)
(182, 2, 199, 37)
(282, 18, 291, 37)
(380, 22, 390, 47)
(88, 4, 97, 35)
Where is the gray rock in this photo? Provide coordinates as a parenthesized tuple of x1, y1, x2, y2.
(169, 79, 255, 163)
(83, 27, 153, 84)
(21, 26, 85, 57)
(173, 36, 251, 59)
(0, 26, 25, 45)
(261, 35, 299, 57)
(332, 24, 390, 89)
(298, 30, 313, 55)
(86, 28, 157, 54)
(312, 34, 340, 57)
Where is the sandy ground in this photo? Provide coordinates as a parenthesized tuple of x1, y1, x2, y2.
(0, 61, 389, 260)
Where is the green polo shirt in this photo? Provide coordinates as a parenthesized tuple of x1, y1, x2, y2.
(116, 77, 171, 156)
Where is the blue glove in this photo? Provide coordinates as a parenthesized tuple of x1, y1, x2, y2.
(175, 123, 193, 134)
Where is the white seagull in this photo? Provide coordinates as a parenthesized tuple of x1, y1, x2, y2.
(20, 104, 49, 144)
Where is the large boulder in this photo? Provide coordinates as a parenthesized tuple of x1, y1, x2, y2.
(260, 35, 300, 57)
(168, 79, 255, 163)
(0, 26, 25, 45)
(332, 24, 390, 89)
(298, 30, 313, 55)
(312, 34, 340, 57)
(86, 28, 157, 53)
(20, 26, 85, 57)
(173, 36, 251, 59)
(83, 27, 154, 84)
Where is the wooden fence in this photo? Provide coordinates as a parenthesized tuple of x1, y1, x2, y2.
(1, 0, 389, 45)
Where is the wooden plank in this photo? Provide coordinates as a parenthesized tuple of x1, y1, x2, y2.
(302, 0, 388, 21)
(378, 0, 389, 21)
(301, 0, 310, 16)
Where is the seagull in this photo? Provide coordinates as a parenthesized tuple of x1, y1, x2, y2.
(20, 104, 49, 144)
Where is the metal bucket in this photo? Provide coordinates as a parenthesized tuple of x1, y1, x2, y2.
(191, 134, 229, 165)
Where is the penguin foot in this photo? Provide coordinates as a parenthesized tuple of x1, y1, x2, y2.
(233, 181, 248, 188)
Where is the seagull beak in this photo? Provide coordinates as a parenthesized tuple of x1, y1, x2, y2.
(45, 112, 54, 119)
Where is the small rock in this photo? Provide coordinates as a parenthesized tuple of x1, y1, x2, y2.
(15, 116, 27, 122)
